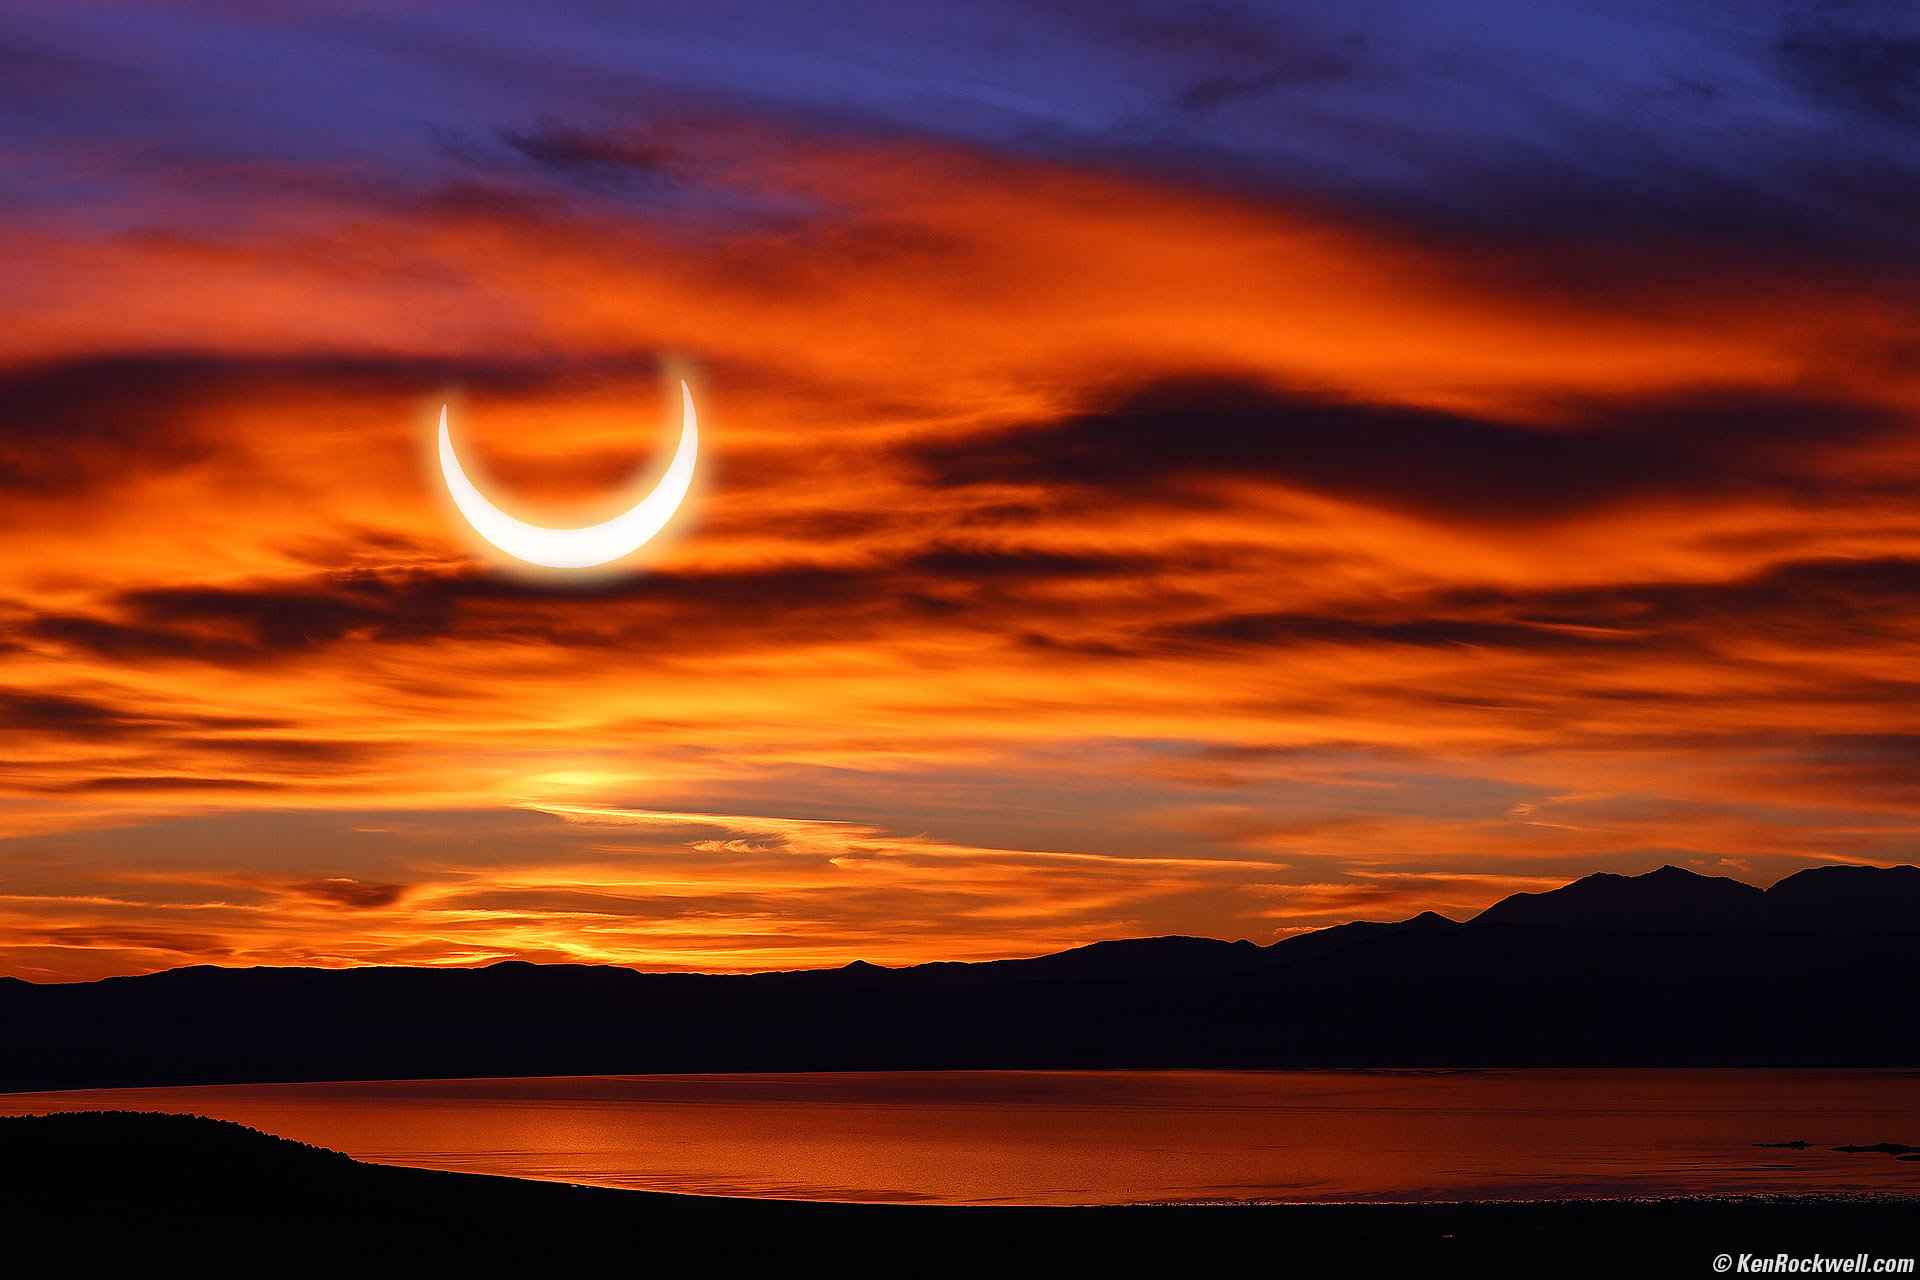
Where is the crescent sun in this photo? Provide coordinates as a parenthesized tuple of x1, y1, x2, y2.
(438, 381, 698, 570)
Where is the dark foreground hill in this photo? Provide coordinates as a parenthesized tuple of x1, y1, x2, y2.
(3, 864, 1918, 1090)
(3, 1112, 1913, 1270)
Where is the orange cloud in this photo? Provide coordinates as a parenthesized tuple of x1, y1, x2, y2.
(3, 125, 1919, 978)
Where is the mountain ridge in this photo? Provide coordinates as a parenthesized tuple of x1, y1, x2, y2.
(14, 861, 1920, 992)
(1, 862, 1916, 1090)
(1465, 862, 1920, 936)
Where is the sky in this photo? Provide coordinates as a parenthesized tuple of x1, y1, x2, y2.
(2, 0, 1919, 980)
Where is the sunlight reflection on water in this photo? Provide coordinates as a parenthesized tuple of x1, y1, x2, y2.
(6, 1069, 1919, 1206)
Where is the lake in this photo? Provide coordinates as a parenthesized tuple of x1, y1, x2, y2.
(5, 1069, 1918, 1205)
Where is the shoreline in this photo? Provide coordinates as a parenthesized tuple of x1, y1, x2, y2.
(5, 1111, 1916, 1269)
(6, 1061, 1919, 1095)
(7, 1069, 1920, 1211)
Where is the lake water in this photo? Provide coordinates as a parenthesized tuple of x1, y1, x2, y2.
(6, 1069, 1919, 1205)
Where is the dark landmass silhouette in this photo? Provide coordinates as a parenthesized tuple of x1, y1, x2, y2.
(1474, 863, 1920, 934)
(1265, 909, 1463, 963)
(3, 1111, 1913, 1268)
(3, 863, 1918, 1091)
(1475, 864, 1765, 932)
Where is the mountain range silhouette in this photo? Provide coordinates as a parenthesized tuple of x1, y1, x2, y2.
(4, 863, 1917, 1090)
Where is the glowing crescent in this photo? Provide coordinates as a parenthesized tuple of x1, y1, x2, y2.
(439, 381, 697, 569)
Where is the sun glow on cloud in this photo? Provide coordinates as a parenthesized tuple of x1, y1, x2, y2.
(3, 4, 1920, 979)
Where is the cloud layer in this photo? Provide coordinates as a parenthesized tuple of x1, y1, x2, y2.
(1, 1, 1917, 978)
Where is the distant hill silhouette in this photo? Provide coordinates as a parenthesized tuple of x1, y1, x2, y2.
(1, 863, 1915, 1090)
(1469, 863, 1920, 934)
(1266, 910, 1461, 962)
(1761, 864, 1920, 934)
(895, 935, 1272, 984)
(1472, 865, 1763, 932)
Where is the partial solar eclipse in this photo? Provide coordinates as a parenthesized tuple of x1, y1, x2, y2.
(438, 381, 698, 569)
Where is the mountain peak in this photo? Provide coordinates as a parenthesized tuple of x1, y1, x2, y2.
(1473, 864, 1763, 932)
(1762, 864, 1920, 934)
